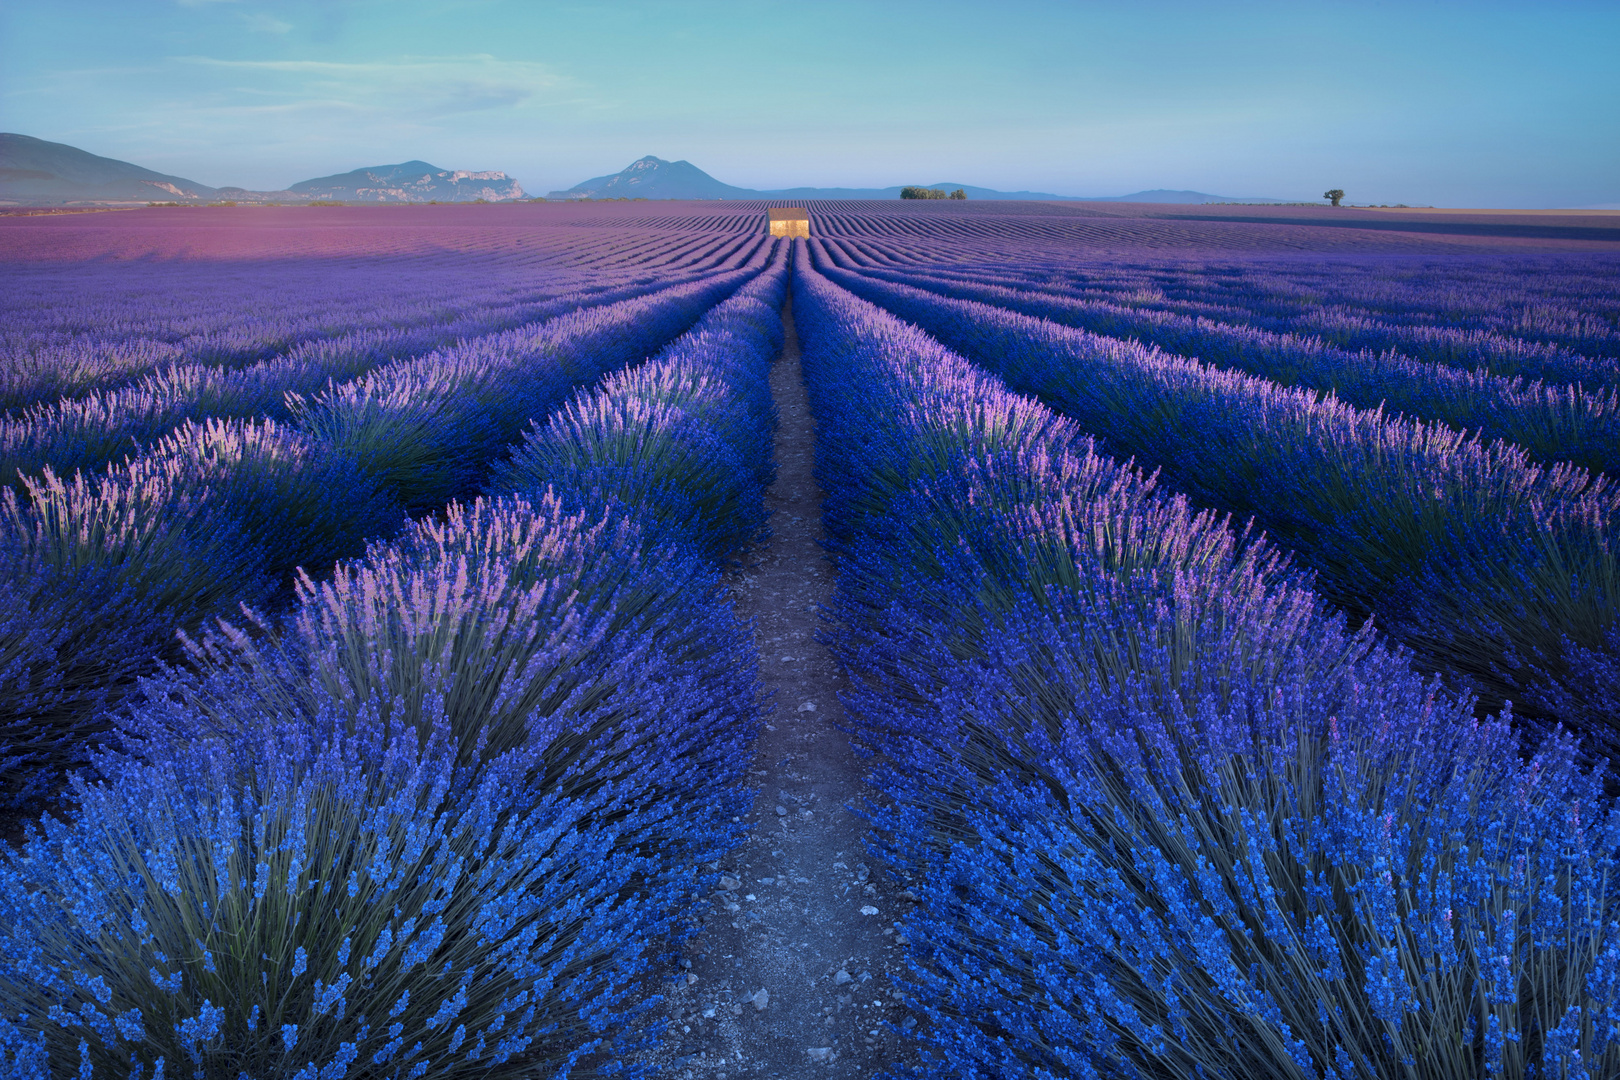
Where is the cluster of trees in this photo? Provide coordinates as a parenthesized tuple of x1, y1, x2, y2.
(901, 186, 967, 200)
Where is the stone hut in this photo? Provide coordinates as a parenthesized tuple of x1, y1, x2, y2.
(768, 207, 810, 238)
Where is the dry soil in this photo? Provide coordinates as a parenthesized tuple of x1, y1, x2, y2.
(635, 298, 921, 1079)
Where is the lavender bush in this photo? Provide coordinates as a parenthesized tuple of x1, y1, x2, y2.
(292, 260, 770, 512)
(493, 245, 786, 562)
(810, 246, 1620, 752)
(813, 236, 1620, 366)
(139, 416, 401, 590)
(0, 686, 675, 1077)
(792, 246, 1620, 1080)
(152, 490, 760, 791)
(0, 225, 769, 418)
(0, 558, 164, 813)
(0, 250, 775, 812)
(829, 246, 1620, 388)
(0, 415, 398, 811)
(0, 459, 268, 811)
(0, 246, 782, 1073)
(0, 268, 739, 490)
(0, 498, 753, 1074)
(821, 249, 1620, 477)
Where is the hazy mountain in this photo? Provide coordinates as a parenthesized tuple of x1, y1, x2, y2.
(546, 158, 1012, 200)
(1082, 188, 1283, 204)
(0, 136, 525, 205)
(551, 156, 759, 200)
(0, 133, 219, 204)
(1, 136, 1279, 207)
(548, 156, 1285, 203)
(286, 161, 524, 202)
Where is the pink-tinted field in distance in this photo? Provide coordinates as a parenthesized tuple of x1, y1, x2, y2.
(4, 201, 1619, 267)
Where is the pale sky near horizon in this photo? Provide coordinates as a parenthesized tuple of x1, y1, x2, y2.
(2, 0, 1615, 207)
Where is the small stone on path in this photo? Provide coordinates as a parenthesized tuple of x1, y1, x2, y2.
(751, 988, 771, 1011)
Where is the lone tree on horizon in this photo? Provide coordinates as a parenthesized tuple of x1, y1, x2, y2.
(1324, 188, 1345, 207)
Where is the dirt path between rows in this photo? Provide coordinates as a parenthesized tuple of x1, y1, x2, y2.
(638, 297, 920, 1079)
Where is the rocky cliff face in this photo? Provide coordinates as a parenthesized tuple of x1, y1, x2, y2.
(286, 161, 525, 202)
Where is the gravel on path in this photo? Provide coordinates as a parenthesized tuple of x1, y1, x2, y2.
(637, 296, 920, 1079)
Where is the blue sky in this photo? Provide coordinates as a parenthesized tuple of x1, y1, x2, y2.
(2, 0, 1616, 206)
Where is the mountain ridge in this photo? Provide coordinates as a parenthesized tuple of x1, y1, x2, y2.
(0, 135, 1289, 206)
(284, 161, 524, 202)
(0, 135, 525, 205)
(547, 155, 1286, 204)
(0, 133, 222, 203)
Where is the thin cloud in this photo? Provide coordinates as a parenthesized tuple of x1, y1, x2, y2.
(182, 53, 558, 80)
(242, 12, 293, 34)
(168, 53, 571, 120)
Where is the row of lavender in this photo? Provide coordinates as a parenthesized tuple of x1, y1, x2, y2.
(857, 251, 1620, 385)
(0, 244, 788, 1075)
(0, 231, 761, 412)
(0, 240, 773, 815)
(793, 245, 1620, 1079)
(829, 244, 1620, 474)
(812, 245, 1620, 759)
(809, 218, 1620, 361)
(825, 243, 1620, 477)
(839, 243, 1620, 366)
(0, 236, 769, 485)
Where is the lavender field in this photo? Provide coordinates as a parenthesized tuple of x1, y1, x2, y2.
(2, 200, 1620, 1079)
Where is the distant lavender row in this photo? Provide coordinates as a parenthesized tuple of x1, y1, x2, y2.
(1, 274, 563, 412)
(792, 245, 1620, 1080)
(0, 270, 589, 417)
(0, 225, 741, 351)
(936, 247, 1619, 351)
(0, 231, 761, 411)
(817, 245, 1620, 755)
(0, 236, 769, 489)
(819, 248, 1620, 477)
(492, 238, 787, 562)
(9, 230, 766, 408)
(1163, 256, 1620, 357)
(0, 251, 770, 812)
(298, 242, 773, 514)
(0, 248, 789, 1075)
(833, 242, 1620, 389)
(805, 213, 1620, 358)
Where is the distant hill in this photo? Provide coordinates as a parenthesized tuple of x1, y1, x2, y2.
(1, 136, 1284, 207)
(285, 161, 524, 203)
(548, 156, 1284, 203)
(1082, 188, 1286, 204)
(553, 156, 759, 200)
(0, 133, 219, 204)
(0, 135, 524, 205)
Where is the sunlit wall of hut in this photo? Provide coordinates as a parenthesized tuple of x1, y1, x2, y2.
(768, 207, 810, 238)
